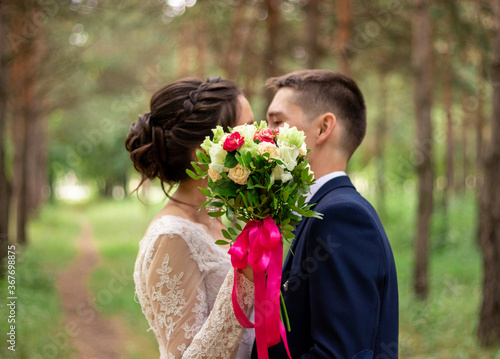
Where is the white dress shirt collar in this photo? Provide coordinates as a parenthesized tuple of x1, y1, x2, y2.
(305, 171, 347, 204)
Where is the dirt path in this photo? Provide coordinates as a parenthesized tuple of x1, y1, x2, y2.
(56, 220, 125, 359)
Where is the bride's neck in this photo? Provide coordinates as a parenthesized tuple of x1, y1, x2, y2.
(166, 178, 219, 227)
(171, 178, 207, 208)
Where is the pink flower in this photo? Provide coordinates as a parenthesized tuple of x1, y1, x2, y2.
(223, 132, 245, 152)
(254, 128, 279, 143)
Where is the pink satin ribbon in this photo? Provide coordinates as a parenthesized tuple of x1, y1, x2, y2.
(228, 216, 292, 359)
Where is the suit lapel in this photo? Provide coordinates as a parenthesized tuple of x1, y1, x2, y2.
(282, 175, 355, 271)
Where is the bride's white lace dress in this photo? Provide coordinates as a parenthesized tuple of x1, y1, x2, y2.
(134, 215, 255, 359)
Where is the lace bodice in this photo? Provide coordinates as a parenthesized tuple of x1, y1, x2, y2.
(134, 215, 255, 359)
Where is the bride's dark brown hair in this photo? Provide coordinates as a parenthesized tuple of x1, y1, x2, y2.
(125, 77, 243, 194)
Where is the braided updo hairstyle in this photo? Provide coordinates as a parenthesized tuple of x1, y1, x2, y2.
(125, 77, 243, 193)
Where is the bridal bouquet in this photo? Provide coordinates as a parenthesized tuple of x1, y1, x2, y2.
(187, 122, 321, 359)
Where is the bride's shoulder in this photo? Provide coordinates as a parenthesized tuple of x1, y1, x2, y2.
(145, 214, 205, 239)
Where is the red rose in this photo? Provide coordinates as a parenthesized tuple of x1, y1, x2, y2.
(254, 128, 278, 143)
(223, 132, 245, 152)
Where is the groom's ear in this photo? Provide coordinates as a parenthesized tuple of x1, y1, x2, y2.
(316, 113, 336, 145)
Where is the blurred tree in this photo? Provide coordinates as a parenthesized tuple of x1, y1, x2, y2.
(304, 0, 320, 69)
(9, 0, 45, 245)
(374, 71, 388, 221)
(0, 2, 11, 265)
(477, 0, 500, 346)
(412, 0, 434, 300)
(442, 38, 454, 198)
(222, 0, 248, 79)
(335, 0, 352, 76)
(263, 0, 281, 104)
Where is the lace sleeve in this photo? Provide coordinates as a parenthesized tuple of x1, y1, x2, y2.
(183, 269, 254, 359)
(146, 233, 254, 359)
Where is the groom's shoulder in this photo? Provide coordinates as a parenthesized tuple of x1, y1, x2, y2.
(313, 180, 387, 237)
(314, 180, 366, 212)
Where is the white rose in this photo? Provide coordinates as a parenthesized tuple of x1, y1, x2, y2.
(211, 163, 225, 173)
(239, 140, 259, 157)
(277, 123, 306, 148)
(209, 143, 227, 166)
(257, 142, 279, 159)
(278, 145, 299, 171)
(281, 171, 293, 183)
(299, 143, 307, 157)
(233, 124, 257, 141)
(306, 163, 314, 179)
(233, 124, 259, 156)
(200, 137, 213, 153)
(228, 164, 250, 185)
(270, 164, 292, 184)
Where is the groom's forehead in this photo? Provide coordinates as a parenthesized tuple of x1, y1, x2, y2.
(269, 88, 302, 111)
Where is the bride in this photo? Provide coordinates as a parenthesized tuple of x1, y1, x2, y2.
(125, 77, 255, 358)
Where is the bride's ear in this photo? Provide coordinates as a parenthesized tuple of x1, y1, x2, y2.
(316, 113, 336, 145)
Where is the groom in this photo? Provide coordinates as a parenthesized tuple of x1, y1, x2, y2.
(253, 70, 399, 359)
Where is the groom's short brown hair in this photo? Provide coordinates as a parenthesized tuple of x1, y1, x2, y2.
(266, 69, 366, 159)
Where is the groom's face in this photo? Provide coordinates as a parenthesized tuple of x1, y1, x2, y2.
(267, 88, 316, 150)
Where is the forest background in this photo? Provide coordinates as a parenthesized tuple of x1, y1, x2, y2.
(1, 0, 500, 358)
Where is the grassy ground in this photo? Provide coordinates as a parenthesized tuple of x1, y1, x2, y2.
(378, 188, 499, 358)
(0, 205, 81, 359)
(1, 188, 500, 358)
(83, 199, 163, 359)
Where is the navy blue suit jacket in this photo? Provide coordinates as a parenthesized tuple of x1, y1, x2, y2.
(252, 176, 398, 359)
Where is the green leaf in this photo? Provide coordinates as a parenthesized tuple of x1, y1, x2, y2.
(198, 187, 212, 196)
(221, 229, 232, 240)
(215, 239, 230, 245)
(240, 193, 249, 207)
(297, 195, 306, 207)
(198, 150, 210, 163)
(246, 177, 254, 189)
(201, 199, 212, 209)
(214, 181, 240, 197)
(244, 151, 253, 167)
(224, 152, 238, 168)
(186, 168, 199, 180)
(210, 201, 224, 208)
(208, 211, 225, 217)
(193, 162, 205, 176)
(291, 205, 308, 216)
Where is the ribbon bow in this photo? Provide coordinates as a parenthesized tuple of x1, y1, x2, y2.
(228, 216, 291, 359)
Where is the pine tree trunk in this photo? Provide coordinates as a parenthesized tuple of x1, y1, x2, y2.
(335, 0, 352, 76)
(241, 7, 259, 99)
(263, 0, 280, 104)
(10, 5, 41, 245)
(222, 1, 246, 80)
(0, 2, 11, 265)
(443, 45, 454, 197)
(477, 0, 500, 346)
(412, 0, 434, 300)
(475, 62, 485, 195)
(29, 105, 48, 211)
(457, 94, 468, 195)
(305, 0, 320, 69)
(178, 31, 190, 78)
(375, 72, 387, 222)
